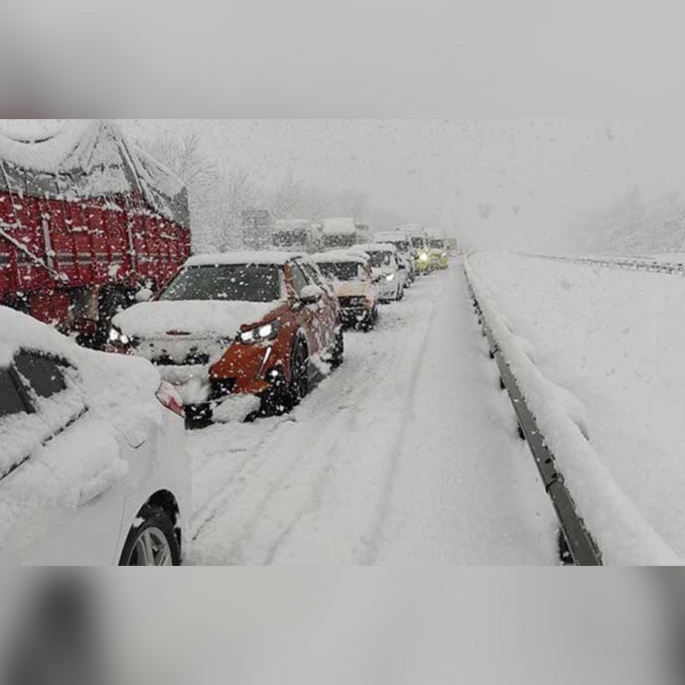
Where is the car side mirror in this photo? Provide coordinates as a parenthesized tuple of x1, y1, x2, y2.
(300, 284, 323, 305)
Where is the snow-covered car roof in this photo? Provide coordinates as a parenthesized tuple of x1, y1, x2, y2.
(311, 250, 368, 264)
(0, 306, 76, 369)
(352, 243, 398, 254)
(374, 232, 410, 243)
(395, 224, 426, 236)
(184, 252, 295, 268)
(0, 120, 189, 229)
(273, 219, 314, 232)
(322, 217, 357, 235)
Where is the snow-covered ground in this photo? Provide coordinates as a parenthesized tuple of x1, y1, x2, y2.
(189, 264, 557, 565)
(467, 252, 685, 564)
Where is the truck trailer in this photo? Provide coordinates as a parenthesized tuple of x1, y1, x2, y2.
(0, 120, 190, 347)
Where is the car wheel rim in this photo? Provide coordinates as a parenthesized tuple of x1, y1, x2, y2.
(128, 527, 173, 566)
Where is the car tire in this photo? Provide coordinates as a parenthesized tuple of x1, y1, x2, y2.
(361, 309, 376, 332)
(330, 327, 344, 366)
(119, 504, 181, 566)
(289, 341, 310, 406)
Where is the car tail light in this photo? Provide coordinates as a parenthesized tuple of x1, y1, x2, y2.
(156, 381, 185, 418)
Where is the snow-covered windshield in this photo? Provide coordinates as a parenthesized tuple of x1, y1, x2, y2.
(272, 230, 307, 248)
(317, 262, 363, 282)
(159, 264, 282, 303)
(323, 234, 357, 249)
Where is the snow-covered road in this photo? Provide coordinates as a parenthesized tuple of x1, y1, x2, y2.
(188, 264, 556, 565)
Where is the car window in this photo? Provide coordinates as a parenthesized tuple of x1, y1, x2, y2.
(291, 263, 310, 296)
(317, 262, 363, 282)
(301, 262, 326, 288)
(14, 353, 67, 400)
(159, 264, 283, 303)
(0, 368, 30, 418)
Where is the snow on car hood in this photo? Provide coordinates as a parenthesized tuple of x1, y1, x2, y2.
(114, 300, 280, 339)
(334, 281, 369, 298)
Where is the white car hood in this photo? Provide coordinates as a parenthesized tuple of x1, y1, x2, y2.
(114, 300, 280, 340)
(334, 281, 370, 298)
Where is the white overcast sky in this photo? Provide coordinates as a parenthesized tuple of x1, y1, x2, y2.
(125, 119, 685, 251)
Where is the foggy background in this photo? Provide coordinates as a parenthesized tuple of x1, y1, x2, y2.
(119, 119, 685, 257)
(4, 119, 685, 258)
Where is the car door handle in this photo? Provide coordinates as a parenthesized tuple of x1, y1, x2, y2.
(78, 480, 114, 507)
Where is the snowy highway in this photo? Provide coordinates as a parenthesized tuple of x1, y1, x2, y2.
(188, 264, 557, 565)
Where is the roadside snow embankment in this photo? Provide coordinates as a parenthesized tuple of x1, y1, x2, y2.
(465, 252, 683, 565)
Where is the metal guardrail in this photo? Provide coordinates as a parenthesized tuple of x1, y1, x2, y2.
(465, 272, 603, 566)
(529, 253, 685, 277)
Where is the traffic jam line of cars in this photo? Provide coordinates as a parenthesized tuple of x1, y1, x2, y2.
(1, 225, 449, 566)
(0, 125, 455, 565)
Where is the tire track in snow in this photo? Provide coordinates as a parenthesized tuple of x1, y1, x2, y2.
(361, 276, 447, 564)
(189, 278, 442, 565)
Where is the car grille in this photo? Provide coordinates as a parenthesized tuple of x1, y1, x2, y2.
(339, 297, 366, 308)
(151, 351, 211, 367)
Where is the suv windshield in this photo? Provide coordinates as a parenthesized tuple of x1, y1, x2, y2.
(411, 237, 425, 249)
(272, 230, 307, 248)
(317, 262, 363, 281)
(430, 239, 445, 249)
(367, 252, 392, 268)
(159, 264, 282, 303)
(323, 234, 357, 249)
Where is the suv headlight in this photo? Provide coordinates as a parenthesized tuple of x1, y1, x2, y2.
(419, 252, 429, 263)
(238, 320, 281, 345)
(108, 326, 130, 346)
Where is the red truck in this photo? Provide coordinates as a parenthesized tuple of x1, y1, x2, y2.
(0, 120, 190, 347)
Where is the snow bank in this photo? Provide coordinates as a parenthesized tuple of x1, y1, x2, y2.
(114, 300, 279, 340)
(465, 253, 683, 565)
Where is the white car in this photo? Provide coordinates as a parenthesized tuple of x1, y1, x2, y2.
(0, 306, 190, 566)
(350, 243, 405, 302)
(373, 231, 416, 284)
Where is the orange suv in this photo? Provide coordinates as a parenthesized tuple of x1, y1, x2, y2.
(111, 252, 343, 422)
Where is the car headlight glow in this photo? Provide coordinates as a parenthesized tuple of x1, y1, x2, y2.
(108, 326, 129, 346)
(419, 253, 429, 262)
(239, 320, 281, 345)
